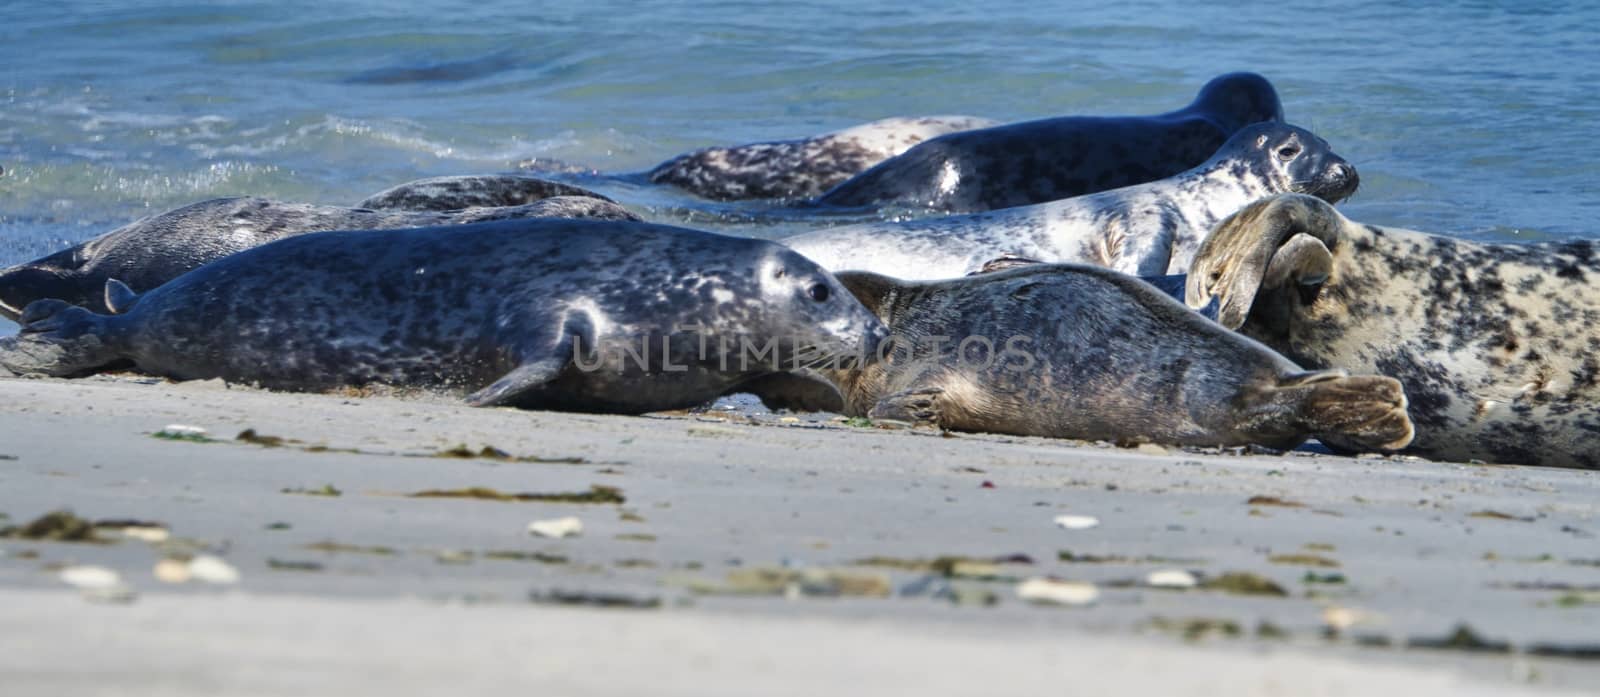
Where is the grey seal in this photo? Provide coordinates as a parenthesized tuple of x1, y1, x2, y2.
(356, 174, 619, 211)
(647, 116, 997, 201)
(0, 193, 637, 320)
(784, 122, 1356, 279)
(815, 72, 1285, 213)
(1186, 193, 1600, 468)
(750, 264, 1413, 450)
(0, 218, 888, 413)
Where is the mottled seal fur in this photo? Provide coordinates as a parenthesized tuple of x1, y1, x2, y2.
(750, 264, 1413, 450)
(784, 122, 1355, 279)
(815, 72, 1285, 212)
(648, 116, 997, 201)
(1187, 193, 1600, 468)
(0, 194, 638, 320)
(0, 218, 888, 413)
(356, 174, 618, 211)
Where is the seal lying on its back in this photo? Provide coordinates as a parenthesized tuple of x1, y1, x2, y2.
(749, 264, 1413, 450)
(0, 190, 636, 320)
(1187, 194, 1600, 467)
(0, 218, 888, 413)
(648, 116, 998, 201)
(784, 122, 1356, 279)
(816, 72, 1284, 212)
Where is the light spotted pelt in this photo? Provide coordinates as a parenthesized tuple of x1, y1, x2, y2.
(1188, 193, 1600, 468)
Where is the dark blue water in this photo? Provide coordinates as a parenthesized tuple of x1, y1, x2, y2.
(2, 0, 1597, 269)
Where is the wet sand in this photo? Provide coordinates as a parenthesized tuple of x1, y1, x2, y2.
(1, 375, 1597, 694)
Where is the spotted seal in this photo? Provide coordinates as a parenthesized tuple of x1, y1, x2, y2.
(356, 174, 619, 211)
(815, 72, 1284, 213)
(1186, 193, 1600, 468)
(0, 218, 887, 413)
(783, 122, 1355, 279)
(749, 263, 1413, 450)
(647, 116, 997, 201)
(0, 191, 637, 320)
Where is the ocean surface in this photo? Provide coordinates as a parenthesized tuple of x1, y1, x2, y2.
(2, 0, 1598, 271)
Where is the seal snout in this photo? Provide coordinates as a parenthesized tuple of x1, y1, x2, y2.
(1322, 160, 1360, 202)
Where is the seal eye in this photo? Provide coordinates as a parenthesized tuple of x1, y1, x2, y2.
(1276, 144, 1302, 161)
(807, 283, 830, 302)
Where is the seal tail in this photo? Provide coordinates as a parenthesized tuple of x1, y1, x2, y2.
(0, 300, 126, 377)
(1236, 370, 1414, 452)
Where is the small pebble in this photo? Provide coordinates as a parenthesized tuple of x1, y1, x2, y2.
(187, 555, 241, 584)
(82, 585, 138, 604)
(1016, 578, 1099, 606)
(528, 516, 583, 538)
(59, 565, 122, 590)
(1146, 569, 1199, 589)
(153, 558, 192, 583)
(1054, 515, 1100, 530)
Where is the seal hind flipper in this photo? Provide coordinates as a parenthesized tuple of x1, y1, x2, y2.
(1235, 373, 1414, 452)
(0, 265, 88, 322)
(0, 300, 123, 377)
(103, 279, 142, 315)
(1185, 193, 1344, 329)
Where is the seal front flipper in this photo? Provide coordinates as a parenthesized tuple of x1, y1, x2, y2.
(0, 300, 125, 377)
(103, 279, 142, 315)
(1185, 193, 1345, 329)
(867, 387, 945, 428)
(464, 350, 573, 408)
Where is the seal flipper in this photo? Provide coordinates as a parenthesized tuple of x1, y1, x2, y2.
(1234, 371, 1414, 452)
(0, 300, 125, 377)
(868, 387, 945, 428)
(1185, 194, 1345, 329)
(464, 353, 571, 408)
(0, 266, 90, 321)
(104, 279, 142, 315)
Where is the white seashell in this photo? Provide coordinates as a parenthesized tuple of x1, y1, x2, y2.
(154, 558, 192, 584)
(60, 565, 122, 589)
(187, 555, 241, 584)
(528, 516, 583, 538)
(119, 526, 170, 543)
(1053, 515, 1100, 530)
(1321, 606, 1385, 631)
(157, 424, 209, 438)
(1146, 569, 1199, 589)
(1016, 577, 1099, 606)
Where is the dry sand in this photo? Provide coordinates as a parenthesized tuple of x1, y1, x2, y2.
(1, 374, 1597, 695)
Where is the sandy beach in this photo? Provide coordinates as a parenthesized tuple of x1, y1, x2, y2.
(1, 374, 1597, 694)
